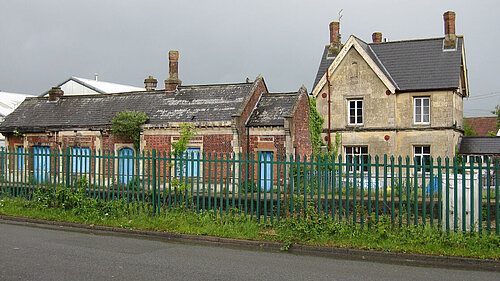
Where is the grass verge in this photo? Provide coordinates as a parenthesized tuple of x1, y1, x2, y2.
(0, 190, 499, 260)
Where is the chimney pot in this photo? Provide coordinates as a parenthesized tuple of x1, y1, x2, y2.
(48, 87, 63, 101)
(165, 50, 182, 91)
(144, 75, 158, 91)
(372, 32, 382, 43)
(443, 11, 457, 49)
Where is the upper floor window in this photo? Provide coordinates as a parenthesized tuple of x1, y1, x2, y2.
(348, 99, 363, 125)
(414, 97, 430, 124)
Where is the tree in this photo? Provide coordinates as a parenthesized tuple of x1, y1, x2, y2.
(171, 123, 197, 156)
(111, 111, 148, 151)
(463, 120, 478, 136)
(493, 105, 500, 130)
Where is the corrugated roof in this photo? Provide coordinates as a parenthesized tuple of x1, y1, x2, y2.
(0, 91, 34, 117)
(0, 83, 254, 132)
(247, 92, 297, 127)
(40, 77, 144, 96)
(73, 77, 144, 93)
(458, 136, 500, 155)
(313, 37, 464, 92)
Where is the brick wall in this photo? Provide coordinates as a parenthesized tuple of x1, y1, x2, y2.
(237, 78, 269, 155)
(293, 93, 313, 156)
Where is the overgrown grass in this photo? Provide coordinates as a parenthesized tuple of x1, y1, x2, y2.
(0, 188, 499, 260)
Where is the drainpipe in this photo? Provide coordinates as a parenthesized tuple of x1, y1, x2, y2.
(326, 69, 332, 150)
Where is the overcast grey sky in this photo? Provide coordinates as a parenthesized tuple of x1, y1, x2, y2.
(1, 0, 498, 117)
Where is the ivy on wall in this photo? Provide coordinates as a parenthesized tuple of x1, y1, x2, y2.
(308, 97, 325, 154)
(111, 111, 148, 151)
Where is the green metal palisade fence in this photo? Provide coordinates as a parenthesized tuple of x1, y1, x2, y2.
(0, 147, 498, 234)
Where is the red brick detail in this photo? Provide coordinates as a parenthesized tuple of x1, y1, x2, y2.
(293, 94, 313, 156)
(238, 78, 268, 155)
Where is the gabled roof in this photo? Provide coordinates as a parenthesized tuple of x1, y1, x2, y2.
(312, 36, 466, 96)
(312, 36, 397, 97)
(465, 117, 498, 136)
(0, 91, 34, 117)
(247, 86, 308, 127)
(458, 136, 500, 155)
(39, 77, 144, 96)
(0, 81, 258, 133)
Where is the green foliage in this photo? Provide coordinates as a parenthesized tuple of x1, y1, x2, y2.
(111, 111, 148, 151)
(27, 186, 128, 222)
(2, 194, 499, 259)
(308, 97, 325, 154)
(463, 120, 478, 136)
(171, 123, 197, 156)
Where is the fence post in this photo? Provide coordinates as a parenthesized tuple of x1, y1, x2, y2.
(152, 149, 157, 215)
(65, 147, 70, 189)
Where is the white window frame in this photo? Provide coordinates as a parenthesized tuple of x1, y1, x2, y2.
(345, 146, 368, 172)
(414, 145, 431, 173)
(414, 97, 430, 124)
(348, 99, 363, 125)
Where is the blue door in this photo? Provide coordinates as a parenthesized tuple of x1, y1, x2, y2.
(184, 148, 200, 177)
(33, 146, 50, 183)
(119, 148, 134, 185)
(72, 147, 90, 174)
(259, 151, 273, 191)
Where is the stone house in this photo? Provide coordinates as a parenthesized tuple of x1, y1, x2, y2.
(0, 51, 312, 184)
(312, 11, 469, 168)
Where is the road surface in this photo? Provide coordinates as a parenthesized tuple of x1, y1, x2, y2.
(0, 222, 497, 280)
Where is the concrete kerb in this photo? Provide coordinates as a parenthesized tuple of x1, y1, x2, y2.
(0, 214, 498, 272)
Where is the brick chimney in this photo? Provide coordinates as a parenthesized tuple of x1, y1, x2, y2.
(443, 11, 457, 49)
(48, 87, 63, 101)
(165, 51, 182, 91)
(144, 75, 158, 91)
(328, 21, 342, 57)
(372, 32, 382, 43)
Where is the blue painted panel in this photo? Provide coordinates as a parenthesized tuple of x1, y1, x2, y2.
(185, 148, 200, 177)
(259, 151, 273, 191)
(33, 146, 50, 183)
(71, 147, 90, 173)
(119, 148, 134, 185)
(17, 146, 24, 170)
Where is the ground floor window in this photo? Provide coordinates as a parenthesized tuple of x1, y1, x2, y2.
(414, 145, 431, 172)
(345, 146, 368, 172)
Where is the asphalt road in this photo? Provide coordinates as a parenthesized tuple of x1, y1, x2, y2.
(0, 222, 498, 281)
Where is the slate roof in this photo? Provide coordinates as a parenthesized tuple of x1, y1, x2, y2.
(0, 83, 254, 133)
(464, 117, 498, 136)
(247, 92, 297, 127)
(313, 37, 464, 92)
(458, 137, 500, 155)
(312, 46, 335, 91)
